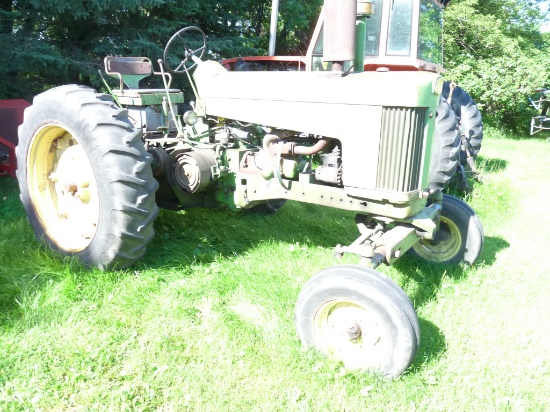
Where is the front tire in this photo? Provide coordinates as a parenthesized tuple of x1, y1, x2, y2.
(16, 85, 159, 270)
(411, 194, 483, 265)
(295, 265, 419, 378)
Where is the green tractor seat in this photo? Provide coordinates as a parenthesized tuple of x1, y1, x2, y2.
(104, 56, 183, 106)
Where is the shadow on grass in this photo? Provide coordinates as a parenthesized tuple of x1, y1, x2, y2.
(1, 179, 510, 322)
(0, 184, 360, 328)
(475, 156, 508, 174)
(444, 156, 508, 196)
(407, 317, 446, 373)
(478, 235, 510, 266)
(393, 234, 509, 374)
(139, 202, 358, 269)
(395, 234, 509, 310)
(0, 171, 509, 334)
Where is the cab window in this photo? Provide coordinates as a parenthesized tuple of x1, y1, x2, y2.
(386, 0, 414, 56)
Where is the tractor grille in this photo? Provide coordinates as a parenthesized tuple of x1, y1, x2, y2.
(376, 107, 427, 192)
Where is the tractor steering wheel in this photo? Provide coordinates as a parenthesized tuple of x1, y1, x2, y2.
(163, 26, 207, 73)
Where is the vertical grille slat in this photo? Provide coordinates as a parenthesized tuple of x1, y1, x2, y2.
(377, 107, 427, 192)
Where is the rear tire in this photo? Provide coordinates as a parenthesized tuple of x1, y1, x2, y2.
(16, 85, 159, 270)
(442, 82, 483, 159)
(295, 265, 419, 378)
(428, 97, 460, 191)
(411, 194, 483, 266)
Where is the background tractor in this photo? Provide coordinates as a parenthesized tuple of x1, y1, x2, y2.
(16, 0, 484, 378)
(529, 87, 550, 137)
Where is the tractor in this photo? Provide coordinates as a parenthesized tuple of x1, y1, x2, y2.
(16, 0, 484, 378)
(529, 87, 550, 137)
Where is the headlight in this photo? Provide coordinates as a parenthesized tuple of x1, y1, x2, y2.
(183, 110, 199, 126)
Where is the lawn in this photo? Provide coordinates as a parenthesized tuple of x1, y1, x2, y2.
(1, 131, 549, 411)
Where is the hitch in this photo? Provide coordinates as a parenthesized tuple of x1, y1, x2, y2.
(335, 203, 442, 269)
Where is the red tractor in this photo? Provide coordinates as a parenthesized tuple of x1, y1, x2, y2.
(0, 99, 29, 178)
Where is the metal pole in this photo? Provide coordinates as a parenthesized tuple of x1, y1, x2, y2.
(268, 0, 280, 56)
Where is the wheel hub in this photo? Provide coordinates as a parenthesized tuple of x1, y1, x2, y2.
(412, 216, 462, 262)
(27, 126, 100, 252)
(346, 322, 362, 341)
(314, 301, 389, 371)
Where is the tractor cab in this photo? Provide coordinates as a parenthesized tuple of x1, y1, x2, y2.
(223, 0, 450, 73)
(307, 0, 448, 73)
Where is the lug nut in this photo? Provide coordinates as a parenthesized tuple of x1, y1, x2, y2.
(78, 189, 91, 203)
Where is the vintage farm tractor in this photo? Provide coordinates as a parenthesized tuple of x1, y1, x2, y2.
(16, 0, 484, 377)
(529, 87, 550, 137)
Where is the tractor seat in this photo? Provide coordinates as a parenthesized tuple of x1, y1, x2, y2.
(104, 56, 183, 105)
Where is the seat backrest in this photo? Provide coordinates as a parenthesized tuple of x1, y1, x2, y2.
(104, 56, 153, 90)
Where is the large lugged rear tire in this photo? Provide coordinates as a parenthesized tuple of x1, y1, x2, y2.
(295, 265, 419, 378)
(442, 82, 483, 159)
(16, 85, 159, 270)
(411, 194, 483, 266)
(428, 96, 460, 191)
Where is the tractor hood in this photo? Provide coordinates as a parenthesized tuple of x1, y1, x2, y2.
(193, 61, 440, 138)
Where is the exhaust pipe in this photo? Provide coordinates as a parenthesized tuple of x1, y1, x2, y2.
(323, 0, 357, 71)
(268, 0, 280, 56)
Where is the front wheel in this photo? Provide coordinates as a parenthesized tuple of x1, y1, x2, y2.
(16, 85, 159, 270)
(295, 265, 419, 378)
(411, 194, 483, 265)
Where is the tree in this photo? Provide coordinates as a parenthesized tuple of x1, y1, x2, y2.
(0, 0, 324, 100)
(1, 0, 548, 132)
(443, 0, 550, 130)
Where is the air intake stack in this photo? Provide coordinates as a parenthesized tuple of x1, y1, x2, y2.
(322, 0, 357, 71)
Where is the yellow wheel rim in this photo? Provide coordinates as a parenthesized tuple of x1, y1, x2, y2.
(413, 216, 462, 262)
(27, 124, 100, 252)
(313, 300, 391, 371)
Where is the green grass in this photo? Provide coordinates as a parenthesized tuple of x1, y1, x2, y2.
(1, 130, 550, 411)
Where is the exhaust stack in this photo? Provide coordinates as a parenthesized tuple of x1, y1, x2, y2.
(268, 0, 280, 56)
(322, 0, 357, 71)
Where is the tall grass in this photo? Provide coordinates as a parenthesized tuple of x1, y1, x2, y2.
(1, 130, 549, 410)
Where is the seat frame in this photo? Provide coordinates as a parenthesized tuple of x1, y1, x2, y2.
(104, 56, 173, 91)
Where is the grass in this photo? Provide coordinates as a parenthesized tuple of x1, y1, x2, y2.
(1, 130, 549, 411)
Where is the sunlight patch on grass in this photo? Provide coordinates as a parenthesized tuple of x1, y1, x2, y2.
(228, 289, 280, 339)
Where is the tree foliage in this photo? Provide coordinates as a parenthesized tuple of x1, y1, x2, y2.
(444, 0, 550, 129)
(0, 0, 322, 99)
(0, 0, 548, 130)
